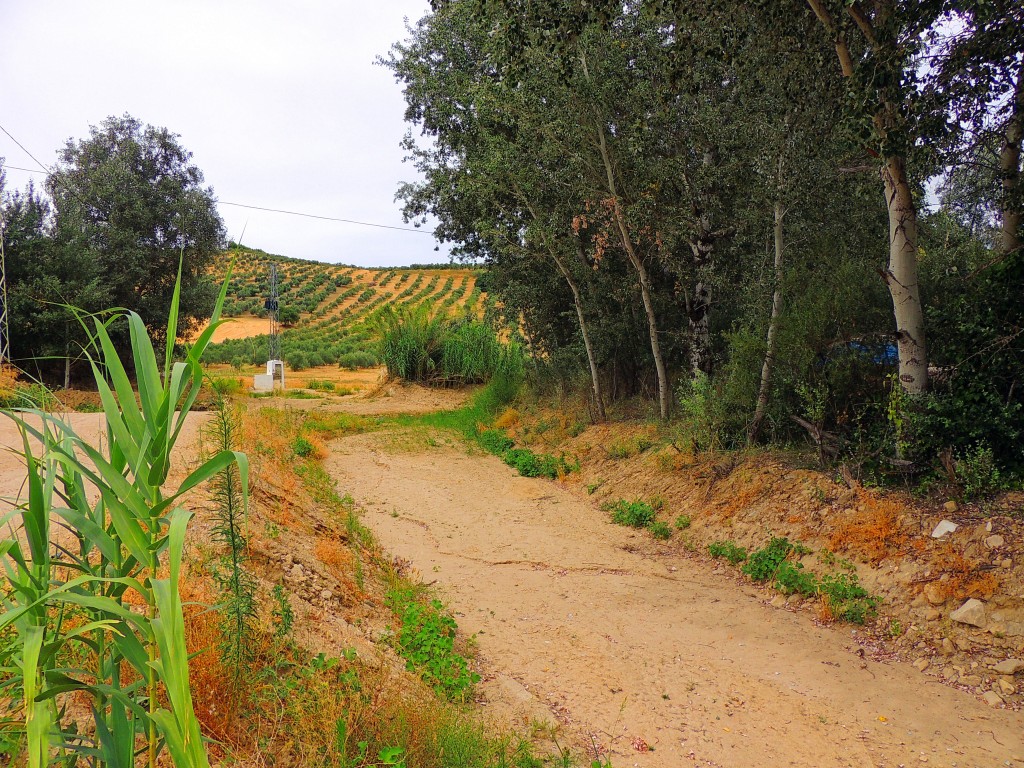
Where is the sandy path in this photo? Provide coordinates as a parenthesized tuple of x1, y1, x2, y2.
(327, 432, 1023, 768)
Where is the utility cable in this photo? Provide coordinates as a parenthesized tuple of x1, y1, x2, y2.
(1, 125, 434, 236)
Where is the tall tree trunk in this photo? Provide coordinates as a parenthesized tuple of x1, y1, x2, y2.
(1000, 60, 1024, 257)
(553, 254, 606, 421)
(595, 124, 671, 420)
(687, 239, 713, 377)
(518, 193, 607, 421)
(749, 199, 786, 443)
(880, 153, 928, 394)
(806, 0, 928, 396)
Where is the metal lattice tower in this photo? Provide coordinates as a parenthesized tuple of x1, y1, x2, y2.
(265, 262, 281, 362)
(0, 220, 9, 366)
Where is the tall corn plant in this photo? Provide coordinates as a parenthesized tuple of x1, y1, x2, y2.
(0, 263, 247, 767)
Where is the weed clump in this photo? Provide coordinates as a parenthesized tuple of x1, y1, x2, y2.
(710, 537, 878, 624)
(605, 499, 657, 528)
(387, 590, 480, 701)
(708, 541, 748, 564)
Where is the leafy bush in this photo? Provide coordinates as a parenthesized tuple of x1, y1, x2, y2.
(774, 561, 818, 596)
(292, 436, 316, 458)
(478, 428, 514, 454)
(956, 442, 1004, 500)
(605, 499, 656, 528)
(674, 515, 691, 530)
(337, 351, 379, 369)
(708, 541, 748, 564)
(306, 379, 336, 392)
(742, 537, 796, 582)
(649, 521, 672, 540)
(501, 447, 573, 479)
(819, 573, 878, 624)
(388, 593, 480, 701)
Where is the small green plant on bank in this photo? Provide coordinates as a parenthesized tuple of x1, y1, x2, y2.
(386, 590, 480, 701)
(649, 521, 673, 540)
(708, 541, 748, 565)
(956, 442, 1003, 500)
(674, 514, 691, 530)
(710, 538, 878, 624)
(477, 428, 577, 479)
(604, 499, 656, 528)
(292, 435, 316, 458)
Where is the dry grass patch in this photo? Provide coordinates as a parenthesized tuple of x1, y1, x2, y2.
(827, 490, 909, 563)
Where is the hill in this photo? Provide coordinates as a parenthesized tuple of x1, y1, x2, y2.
(201, 247, 485, 371)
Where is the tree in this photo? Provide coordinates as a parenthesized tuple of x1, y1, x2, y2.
(47, 114, 225, 346)
(1, 181, 108, 384)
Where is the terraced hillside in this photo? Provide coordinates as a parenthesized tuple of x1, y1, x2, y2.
(202, 247, 486, 370)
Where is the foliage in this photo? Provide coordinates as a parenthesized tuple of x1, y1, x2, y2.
(46, 114, 224, 352)
(674, 515, 691, 530)
(955, 443, 1004, 501)
(604, 499, 656, 529)
(386, 591, 480, 701)
(818, 573, 879, 625)
(648, 521, 672, 540)
(377, 306, 518, 386)
(742, 538, 799, 582)
(203, 397, 258, 693)
(708, 541, 748, 565)
(0, 264, 246, 766)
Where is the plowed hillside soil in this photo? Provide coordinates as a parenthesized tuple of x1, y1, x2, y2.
(326, 429, 1023, 768)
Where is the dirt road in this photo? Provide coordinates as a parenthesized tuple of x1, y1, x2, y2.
(327, 431, 1023, 768)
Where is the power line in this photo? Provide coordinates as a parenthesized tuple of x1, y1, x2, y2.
(0, 124, 55, 176)
(2, 124, 434, 236)
(217, 201, 433, 235)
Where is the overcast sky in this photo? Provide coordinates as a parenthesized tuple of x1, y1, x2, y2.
(0, 0, 448, 267)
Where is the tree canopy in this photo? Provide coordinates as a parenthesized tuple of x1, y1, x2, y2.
(1, 115, 225, 380)
(386, 0, 1023, 472)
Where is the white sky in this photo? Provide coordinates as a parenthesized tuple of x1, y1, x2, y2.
(0, 0, 448, 267)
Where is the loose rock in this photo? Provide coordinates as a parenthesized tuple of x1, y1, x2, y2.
(943, 501, 958, 514)
(985, 534, 1006, 549)
(992, 659, 1024, 675)
(913, 657, 930, 672)
(950, 599, 987, 628)
(931, 520, 958, 538)
(982, 691, 1003, 707)
(997, 678, 1016, 695)
(923, 582, 946, 606)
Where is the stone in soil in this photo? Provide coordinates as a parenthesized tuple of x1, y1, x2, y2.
(950, 598, 987, 628)
(982, 691, 1004, 707)
(931, 519, 958, 538)
(992, 659, 1024, 675)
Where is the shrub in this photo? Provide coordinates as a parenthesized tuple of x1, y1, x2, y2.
(819, 573, 878, 624)
(306, 379, 336, 392)
(956, 442, 1003, 500)
(674, 514, 691, 530)
(605, 499, 656, 528)
(708, 541, 748, 564)
(292, 436, 316, 458)
(338, 351, 379, 369)
(649, 521, 672, 540)
(287, 351, 310, 371)
(388, 593, 480, 701)
(742, 537, 797, 582)
(478, 428, 514, 455)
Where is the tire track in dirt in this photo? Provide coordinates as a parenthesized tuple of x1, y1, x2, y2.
(326, 432, 1023, 768)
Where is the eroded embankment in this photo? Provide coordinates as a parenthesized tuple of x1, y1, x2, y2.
(326, 430, 1023, 768)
